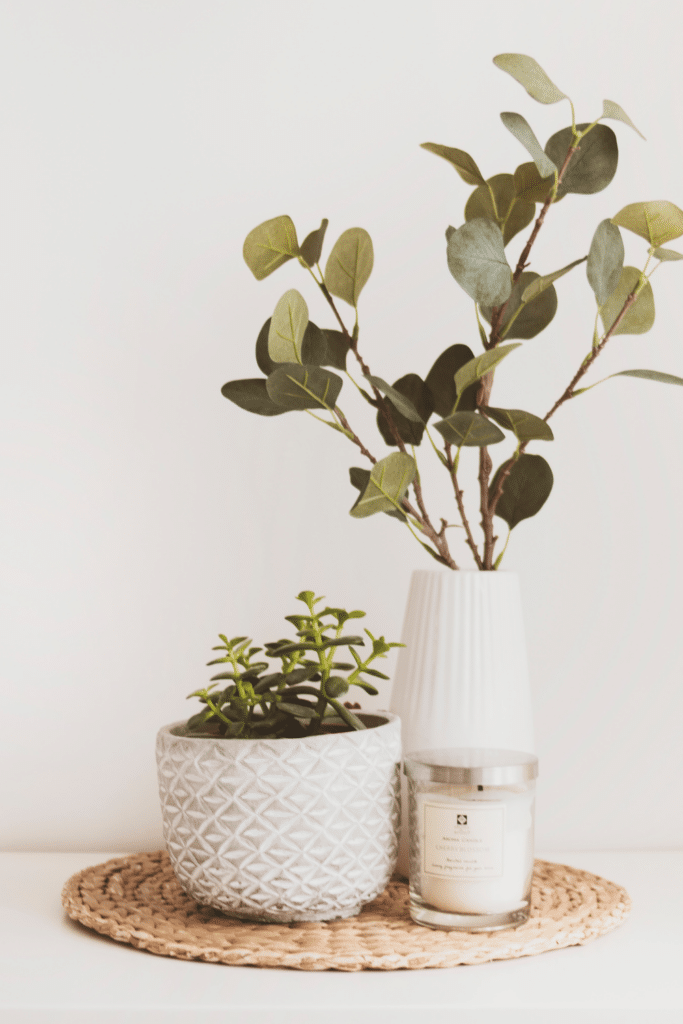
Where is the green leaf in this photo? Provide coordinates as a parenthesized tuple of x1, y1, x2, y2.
(298, 218, 329, 267)
(268, 289, 309, 364)
(255, 317, 276, 375)
(601, 100, 645, 140)
(351, 679, 380, 695)
(485, 407, 554, 441)
(545, 124, 618, 197)
(586, 220, 625, 306)
(376, 374, 433, 447)
(491, 453, 553, 529)
(325, 677, 350, 698)
(464, 173, 535, 246)
(419, 143, 486, 186)
(455, 343, 521, 396)
(425, 344, 478, 416)
(500, 112, 557, 179)
(573, 368, 683, 397)
(300, 321, 328, 365)
(266, 363, 343, 410)
(321, 329, 350, 369)
(349, 467, 406, 522)
(349, 452, 417, 519)
(324, 227, 374, 307)
(447, 218, 512, 306)
(599, 266, 655, 336)
(434, 411, 505, 447)
(366, 375, 423, 422)
(278, 702, 319, 719)
(221, 378, 290, 416)
(513, 161, 557, 204)
(611, 201, 683, 247)
(493, 53, 567, 105)
(243, 215, 299, 280)
(521, 257, 587, 303)
(481, 272, 557, 340)
(653, 247, 683, 261)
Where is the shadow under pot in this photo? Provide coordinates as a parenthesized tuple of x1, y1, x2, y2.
(156, 712, 402, 923)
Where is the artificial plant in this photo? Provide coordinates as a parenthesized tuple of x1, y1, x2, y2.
(223, 53, 683, 570)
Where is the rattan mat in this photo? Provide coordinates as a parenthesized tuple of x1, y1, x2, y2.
(61, 851, 630, 970)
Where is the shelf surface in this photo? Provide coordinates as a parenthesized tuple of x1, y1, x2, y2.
(1, 850, 681, 1024)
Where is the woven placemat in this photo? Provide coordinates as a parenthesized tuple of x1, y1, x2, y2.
(61, 851, 630, 970)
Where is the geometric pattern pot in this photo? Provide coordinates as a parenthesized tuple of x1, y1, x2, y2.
(156, 713, 401, 922)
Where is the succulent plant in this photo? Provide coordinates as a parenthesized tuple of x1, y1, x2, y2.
(185, 590, 403, 738)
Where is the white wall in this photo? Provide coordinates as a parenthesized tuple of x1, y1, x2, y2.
(2, 0, 682, 853)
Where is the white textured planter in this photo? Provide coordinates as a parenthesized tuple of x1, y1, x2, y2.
(156, 713, 401, 922)
(389, 569, 535, 874)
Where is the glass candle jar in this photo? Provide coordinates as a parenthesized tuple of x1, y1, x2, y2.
(404, 748, 538, 932)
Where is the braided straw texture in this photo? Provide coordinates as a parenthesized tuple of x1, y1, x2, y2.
(62, 851, 630, 971)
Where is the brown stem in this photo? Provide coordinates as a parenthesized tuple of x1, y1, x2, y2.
(488, 142, 580, 349)
(334, 408, 376, 464)
(445, 443, 484, 570)
(487, 284, 643, 522)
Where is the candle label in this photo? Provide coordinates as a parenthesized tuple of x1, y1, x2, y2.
(422, 800, 505, 879)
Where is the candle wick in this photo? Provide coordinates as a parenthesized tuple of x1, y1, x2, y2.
(477, 784, 483, 791)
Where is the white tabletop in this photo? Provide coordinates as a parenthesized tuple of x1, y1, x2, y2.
(1, 850, 681, 1024)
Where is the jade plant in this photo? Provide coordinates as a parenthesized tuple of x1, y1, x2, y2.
(184, 590, 403, 738)
(223, 53, 683, 570)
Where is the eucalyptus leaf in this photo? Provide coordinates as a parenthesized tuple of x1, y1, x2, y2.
(573, 368, 683, 396)
(420, 143, 486, 186)
(324, 227, 374, 306)
(243, 215, 299, 280)
(376, 374, 433, 447)
(454, 343, 521, 396)
(447, 218, 512, 306)
(493, 53, 567, 105)
(491, 453, 554, 529)
(322, 329, 350, 369)
(349, 467, 406, 521)
(611, 201, 683, 247)
(300, 321, 328, 365)
(500, 112, 557, 179)
(349, 452, 417, 519)
(653, 247, 683, 261)
(425, 344, 478, 416)
(599, 266, 655, 336)
(601, 100, 645, 140)
(366, 375, 423, 422)
(464, 173, 535, 246)
(266, 363, 343, 410)
(434, 411, 505, 447)
(268, 289, 309, 364)
(298, 218, 329, 267)
(480, 272, 557, 340)
(520, 256, 587, 303)
(513, 162, 558, 204)
(485, 407, 554, 441)
(221, 378, 290, 416)
(255, 317, 276, 374)
(545, 124, 618, 197)
(586, 220, 625, 306)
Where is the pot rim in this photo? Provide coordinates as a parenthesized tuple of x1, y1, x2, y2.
(157, 710, 400, 746)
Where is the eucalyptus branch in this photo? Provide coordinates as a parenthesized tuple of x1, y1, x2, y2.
(334, 407, 377, 464)
(445, 442, 484, 570)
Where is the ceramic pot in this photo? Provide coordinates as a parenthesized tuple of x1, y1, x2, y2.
(156, 712, 401, 922)
(389, 569, 535, 874)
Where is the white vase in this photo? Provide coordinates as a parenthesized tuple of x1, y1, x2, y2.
(389, 569, 535, 876)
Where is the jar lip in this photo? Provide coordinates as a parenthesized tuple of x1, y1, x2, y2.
(403, 747, 538, 785)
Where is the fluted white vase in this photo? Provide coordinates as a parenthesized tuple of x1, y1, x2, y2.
(389, 569, 535, 875)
